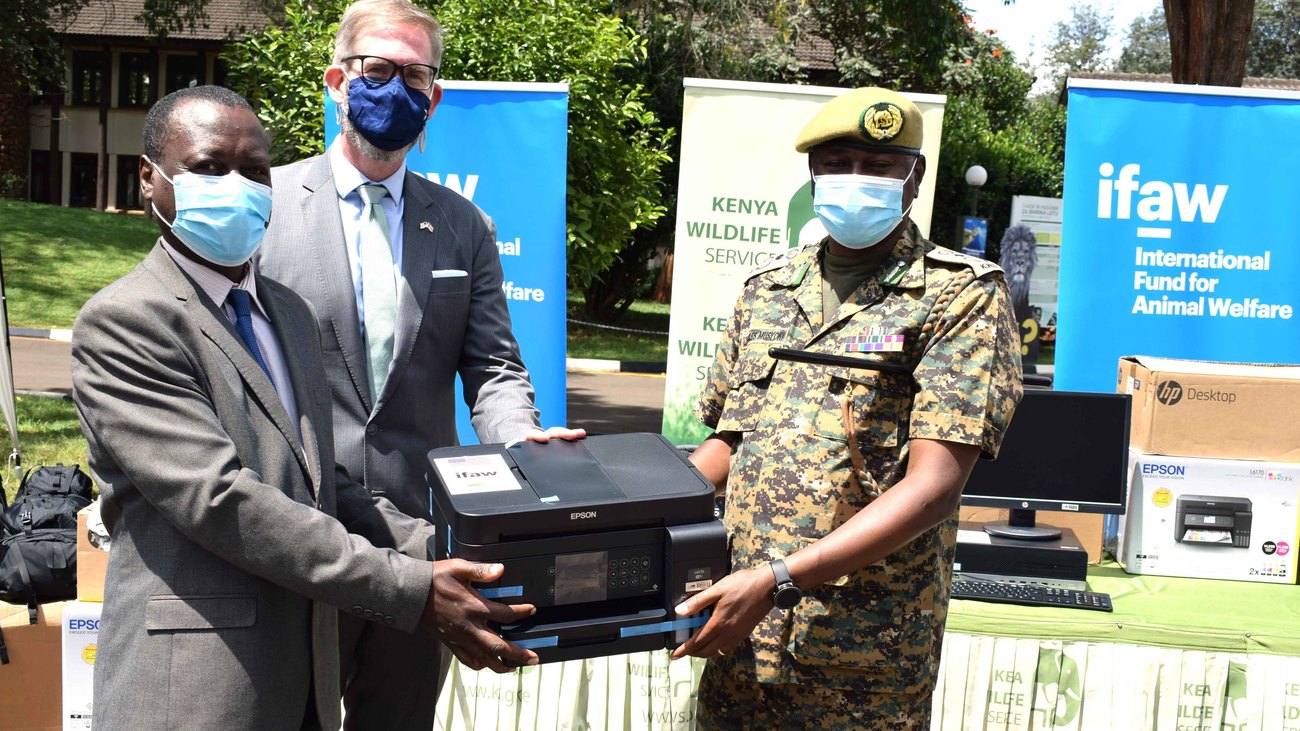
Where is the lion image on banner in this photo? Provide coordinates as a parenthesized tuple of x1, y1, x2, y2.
(999, 224, 1039, 362)
(999, 224, 1037, 316)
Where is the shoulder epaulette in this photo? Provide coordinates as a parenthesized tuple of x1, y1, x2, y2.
(927, 246, 1004, 279)
(744, 242, 817, 285)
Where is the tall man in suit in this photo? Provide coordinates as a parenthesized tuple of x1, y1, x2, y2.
(253, 1, 582, 727)
(71, 84, 539, 730)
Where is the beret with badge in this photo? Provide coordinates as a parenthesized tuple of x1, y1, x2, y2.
(794, 86, 923, 155)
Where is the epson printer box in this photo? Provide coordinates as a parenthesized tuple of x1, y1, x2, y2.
(427, 433, 728, 663)
(1118, 449, 1299, 584)
(61, 601, 101, 730)
(1118, 355, 1300, 462)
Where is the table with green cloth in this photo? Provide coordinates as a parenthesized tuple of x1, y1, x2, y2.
(434, 564, 1300, 730)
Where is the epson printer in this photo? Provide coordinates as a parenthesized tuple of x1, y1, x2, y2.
(1175, 495, 1252, 548)
(426, 433, 728, 662)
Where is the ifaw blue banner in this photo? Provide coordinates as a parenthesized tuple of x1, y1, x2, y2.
(328, 81, 569, 443)
(1054, 79, 1300, 392)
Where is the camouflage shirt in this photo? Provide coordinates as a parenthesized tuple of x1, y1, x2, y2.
(694, 225, 1023, 695)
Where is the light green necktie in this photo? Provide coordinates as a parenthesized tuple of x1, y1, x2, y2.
(357, 183, 396, 402)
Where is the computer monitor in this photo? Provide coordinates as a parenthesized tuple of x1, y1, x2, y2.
(961, 388, 1131, 540)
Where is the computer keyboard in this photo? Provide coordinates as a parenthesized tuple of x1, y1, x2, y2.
(951, 575, 1113, 612)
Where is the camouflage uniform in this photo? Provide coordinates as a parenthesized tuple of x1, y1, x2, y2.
(693, 225, 1022, 728)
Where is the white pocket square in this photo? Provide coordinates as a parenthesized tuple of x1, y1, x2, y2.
(431, 269, 468, 279)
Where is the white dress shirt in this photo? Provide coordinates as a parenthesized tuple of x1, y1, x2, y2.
(162, 239, 302, 443)
(328, 137, 406, 339)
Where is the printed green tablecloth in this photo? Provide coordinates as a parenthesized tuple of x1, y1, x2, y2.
(435, 565, 1300, 730)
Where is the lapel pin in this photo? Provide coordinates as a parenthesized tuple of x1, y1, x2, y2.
(419, 221, 434, 233)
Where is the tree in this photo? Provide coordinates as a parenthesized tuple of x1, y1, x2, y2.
(0, 1, 92, 93)
(1165, 0, 1255, 85)
(608, 1, 809, 312)
(433, 0, 672, 318)
(1246, 0, 1300, 78)
(1042, 2, 1113, 91)
(1115, 6, 1170, 74)
(806, 0, 968, 90)
(0, 0, 91, 197)
(931, 22, 1063, 257)
(221, 0, 339, 164)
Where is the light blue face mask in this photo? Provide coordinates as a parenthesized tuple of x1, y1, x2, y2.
(812, 162, 917, 250)
(147, 158, 273, 267)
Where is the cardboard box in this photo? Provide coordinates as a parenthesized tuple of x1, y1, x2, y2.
(1118, 449, 1299, 584)
(1118, 355, 1300, 462)
(75, 506, 106, 603)
(61, 601, 100, 730)
(0, 600, 69, 731)
(959, 506, 1106, 564)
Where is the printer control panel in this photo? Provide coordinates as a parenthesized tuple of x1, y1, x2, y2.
(500, 545, 664, 607)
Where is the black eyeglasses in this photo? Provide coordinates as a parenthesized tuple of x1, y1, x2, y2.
(341, 55, 439, 91)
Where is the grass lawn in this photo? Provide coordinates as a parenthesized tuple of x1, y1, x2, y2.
(566, 294, 669, 362)
(0, 199, 155, 328)
(2, 395, 89, 504)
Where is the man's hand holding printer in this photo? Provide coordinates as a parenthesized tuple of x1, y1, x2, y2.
(424, 559, 539, 672)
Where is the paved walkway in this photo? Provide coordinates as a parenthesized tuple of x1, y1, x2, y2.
(8, 336, 667, 435)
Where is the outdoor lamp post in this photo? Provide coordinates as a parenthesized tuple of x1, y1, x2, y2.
(964, 164, 988, 216)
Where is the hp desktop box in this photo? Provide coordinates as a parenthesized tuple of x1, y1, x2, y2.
(1118, 355, 1300, 462)
(426, 433, 728, 662)
(1118, 449, 1299, 584)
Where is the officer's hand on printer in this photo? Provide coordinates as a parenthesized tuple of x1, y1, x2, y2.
(423, 559, 538, 672)
(669, 567, 777, 660)
(520, 425, 588, 443)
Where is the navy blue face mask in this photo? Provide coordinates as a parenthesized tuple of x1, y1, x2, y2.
(346, 75, 431, 151)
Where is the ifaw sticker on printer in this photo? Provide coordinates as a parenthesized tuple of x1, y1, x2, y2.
(433, 454, 521, 495)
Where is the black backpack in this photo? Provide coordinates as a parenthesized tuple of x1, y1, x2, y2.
(0, 464, 94, 643)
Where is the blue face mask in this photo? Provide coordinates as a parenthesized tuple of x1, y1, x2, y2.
(148, 159, 272, 267)
(346, 75, 431, 151)
(812, 162, 917, 250)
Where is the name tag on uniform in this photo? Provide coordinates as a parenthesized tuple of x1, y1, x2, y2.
(844, 328, 904, 353)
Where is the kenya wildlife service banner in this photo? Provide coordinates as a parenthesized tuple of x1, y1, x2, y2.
(1054, 79, 1300, 392)
(328, 81, 569, 443)
(661, 79, 947, 445)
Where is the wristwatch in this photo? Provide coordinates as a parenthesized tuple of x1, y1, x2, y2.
(769, 559, 803, 610)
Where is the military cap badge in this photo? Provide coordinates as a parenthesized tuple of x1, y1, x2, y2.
(860, 102, 905, 143)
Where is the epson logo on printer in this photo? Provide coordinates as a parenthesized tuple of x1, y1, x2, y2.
(69, 618, 100, 631)
(1141, 463, 1186, 477)
(570, 511, 598, 520)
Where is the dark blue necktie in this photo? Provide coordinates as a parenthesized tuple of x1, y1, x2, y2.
(227, 288, 272, 380)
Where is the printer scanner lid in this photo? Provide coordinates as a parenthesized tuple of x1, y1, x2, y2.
(427, 433, 716, 544)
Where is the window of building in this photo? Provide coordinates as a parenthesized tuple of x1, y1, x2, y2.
(115, 155, 143, 211)
(212, 57, 231, 88)
(118, 52, 154, 108)
(70, 50, 108, 106)
(165, 54, 202, 94)
(69, 153, 98, 208)
(28, 151, 51, 204)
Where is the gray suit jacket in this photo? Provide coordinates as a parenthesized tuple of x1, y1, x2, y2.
(71, 244, 436, 730)
(254, 154, 539, 520)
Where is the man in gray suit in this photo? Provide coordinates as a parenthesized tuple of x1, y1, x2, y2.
(254, 1, 582, 727)
(72, 85, 538, 730)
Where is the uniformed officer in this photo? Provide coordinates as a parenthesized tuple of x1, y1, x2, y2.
(673, 87, 1023, 729)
